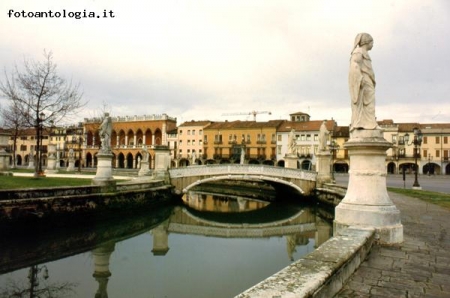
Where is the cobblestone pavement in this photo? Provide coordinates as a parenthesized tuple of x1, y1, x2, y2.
(336, 192, 450, 298)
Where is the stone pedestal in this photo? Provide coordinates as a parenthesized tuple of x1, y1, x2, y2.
(0, 149, 10, 171)
(284, 154, 298, 169)
(67, 158, 75, 171)
(316, 151, 332, 187)
(138, 160, 151, 176)
(92, 153, 116, 189)
(334, 129, 403, 244)
(45, 144, 58, 174)
(27, 159, 35, 170)
(152, 146, 171, 182)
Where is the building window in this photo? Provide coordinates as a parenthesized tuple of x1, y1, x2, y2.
(192, 140, 196, 146)
(187, 130, 191, 135)
(436, 136, 440, 144)
(204, 135, 208, 143)
(444, 136, 448, 144)
(423, 149, 428, 158)
(187, 140, 191, 146)
(277, 135, 282, 141)
(423, 136, 427, 144)
(179, 130, 183, 135)
(199, 130, 203, 135)
(436, 150, 440, 158)
(277, 145, 282, 154)
(199, 140, 202, 146)
(301, 135, 305, 141)
(20, 145, 27, 151)
(306, 134, 311, 141)
(192, 130, 196, 135)
(247, 134, 251, 143)
(314, 134, 318, 141)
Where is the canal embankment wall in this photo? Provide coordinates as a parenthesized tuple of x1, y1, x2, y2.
(0, 180, 176, 224)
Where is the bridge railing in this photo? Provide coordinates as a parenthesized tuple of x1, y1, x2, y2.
(168, 164, 317, 181)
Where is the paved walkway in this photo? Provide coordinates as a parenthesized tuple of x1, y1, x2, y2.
(335, 192, 450, 298)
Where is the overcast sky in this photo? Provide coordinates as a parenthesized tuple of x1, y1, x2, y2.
(1, 0, 449, 126)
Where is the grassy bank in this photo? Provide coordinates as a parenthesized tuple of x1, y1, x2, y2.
(0, 176, 93, 189)
(388, 187, 450, 210)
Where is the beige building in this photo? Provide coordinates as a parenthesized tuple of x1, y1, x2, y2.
(176, 120, 211, 167)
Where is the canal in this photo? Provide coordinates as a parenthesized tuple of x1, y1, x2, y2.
(0, 187, 333, 298)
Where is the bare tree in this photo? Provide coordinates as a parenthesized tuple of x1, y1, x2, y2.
(0, 50, 86, 176)
(0, 101, 28, 167)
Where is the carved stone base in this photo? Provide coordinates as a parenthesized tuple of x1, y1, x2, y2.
(138, 161, 151, 176)
(284, 154, 298, 169)
(67, 159, 76, 171)
(316, 151, 332, 187)
(92, 153, 116, 189)
(334, 129, 403, 244)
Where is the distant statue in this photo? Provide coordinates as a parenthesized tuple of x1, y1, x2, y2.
(319, 120, 329, 152)
(69, 148, 74, 159)
(349, 33, 378, 131)
(137, 156, 141, 169)
(99, 113, 112, 153)
(240, 147, 245, 164)
(141, 145, 149, 162)
(191, 151, 197, 165)
(288, 129, 296, 155)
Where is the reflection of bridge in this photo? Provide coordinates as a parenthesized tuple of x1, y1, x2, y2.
(168, 207, 317, 238)
(151, 205, 332, 258)
(169, 165, 317, 196)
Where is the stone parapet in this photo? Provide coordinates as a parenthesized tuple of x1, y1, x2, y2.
(236, 227, 375, 298)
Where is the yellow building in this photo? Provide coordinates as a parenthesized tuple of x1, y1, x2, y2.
(203, 120, 284, 165)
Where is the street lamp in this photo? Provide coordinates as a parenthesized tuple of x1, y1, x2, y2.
(34, 112, 45, 177)
(329, 140, 340, 182)
(404, 128, 422, 189)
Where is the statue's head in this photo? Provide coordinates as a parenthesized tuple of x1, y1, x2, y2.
(353, 33, 373, 50)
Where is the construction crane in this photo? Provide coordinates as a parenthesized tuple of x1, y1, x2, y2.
(222, 110, 272, 121)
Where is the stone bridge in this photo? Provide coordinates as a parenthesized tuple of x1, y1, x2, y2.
(168, 164, 317, 196)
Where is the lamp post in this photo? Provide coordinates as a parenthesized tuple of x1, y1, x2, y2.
(404, 128, 422, 189)
(329, 140, 340, 182)
(34, 112, 45, 177)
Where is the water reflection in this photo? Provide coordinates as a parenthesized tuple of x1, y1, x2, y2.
(0, 191, 333, 298)
(182, 191, 271, 213)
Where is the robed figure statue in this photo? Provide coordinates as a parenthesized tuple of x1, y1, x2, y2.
(349, 33, 378, 131)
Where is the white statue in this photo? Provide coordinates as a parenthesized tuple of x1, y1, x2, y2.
(240, 147, 245, 165)
(288, 129, 296, 155)
(69, 148, 74, 159)
(191, 151, 196, 165)
(349, 33, 378, 131)
(141, 145, 149, 162)
(99, 113, 112, 153)
(319, 120, 329, 152)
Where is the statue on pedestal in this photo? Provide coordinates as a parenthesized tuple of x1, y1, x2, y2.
(287, 129, 296, 155)
(319, 120, 329, 152)
(349, 33, 378, 131)
(99, 113, 112, 153)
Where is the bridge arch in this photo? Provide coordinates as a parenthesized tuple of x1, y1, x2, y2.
(169, 164, 317, 196)
(182, 175, 305, 195)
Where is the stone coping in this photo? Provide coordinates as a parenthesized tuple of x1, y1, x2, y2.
(236, 227, 375, 298)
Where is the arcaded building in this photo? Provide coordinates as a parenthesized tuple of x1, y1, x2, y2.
(83, 114, 177, 169)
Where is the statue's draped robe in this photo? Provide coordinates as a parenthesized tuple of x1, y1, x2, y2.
(349, 47, 378, 131)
